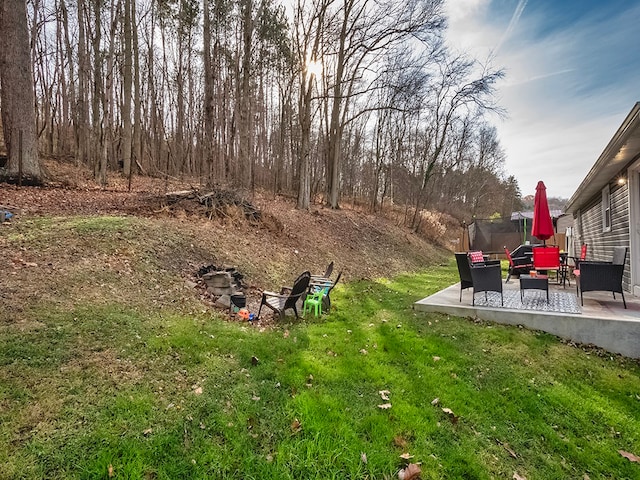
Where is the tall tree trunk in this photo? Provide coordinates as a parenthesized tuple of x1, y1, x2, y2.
(58, 0, 75, 156)
(203, 0, 214, 183)
(239, 0, 253, 189)
(0, 0, 43, 183)
(121, 0, 133, 179)
(91, 0, 106, 184)
(326, 0, 351, 209)
(76, 0, 89, 166)
(297, 73, 313, 209)
(131, 0, 142, 178)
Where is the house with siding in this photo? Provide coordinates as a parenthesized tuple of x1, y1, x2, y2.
(565, 102, 640, 295)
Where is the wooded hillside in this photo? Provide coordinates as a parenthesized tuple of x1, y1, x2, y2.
(1, 0, 521, 228)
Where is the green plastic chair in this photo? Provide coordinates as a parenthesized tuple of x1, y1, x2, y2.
(303, 284, 330, 317)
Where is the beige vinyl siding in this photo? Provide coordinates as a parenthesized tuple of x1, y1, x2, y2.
(574, 180, 630, 290)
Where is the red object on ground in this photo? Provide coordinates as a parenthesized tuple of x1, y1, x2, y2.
(531, 180, 554, 241)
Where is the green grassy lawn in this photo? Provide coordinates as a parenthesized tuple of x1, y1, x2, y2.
(1, 217, 640, 479)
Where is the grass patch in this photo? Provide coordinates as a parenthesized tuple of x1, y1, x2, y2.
(1, 217, 640, 479)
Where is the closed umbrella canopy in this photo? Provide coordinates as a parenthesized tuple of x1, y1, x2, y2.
(532, 180, 554, 241)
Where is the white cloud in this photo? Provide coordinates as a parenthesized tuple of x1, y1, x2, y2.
(444, 0, 640, 199)
(494, 0, 527, 54)
(444, 0, 489, 22)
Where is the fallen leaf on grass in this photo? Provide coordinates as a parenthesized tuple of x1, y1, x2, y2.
(361, 452, 367, 463)
(378, 403, 392, 409)
(619, 450, 640, 463)
(193, 386, 203, 395)
(108, 464, 114, 477)
(394, 436, 408, 448)
(379, 390, 391, 401)
(142, 428, 153, 436)
(432, 356, 440, 361)
(399, 452, 414, 460)
(442, 407, 459, 424)
(431, 397, 439, 406)
(291, 418, 302, 433)
(512, 473, 526, 480)
(360, 349, 368, 355)
(398, 463, 421, 480)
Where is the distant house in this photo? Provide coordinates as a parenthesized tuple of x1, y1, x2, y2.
(565, 102, 640, 295)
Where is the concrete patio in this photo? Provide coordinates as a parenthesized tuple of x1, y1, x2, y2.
(414, 276, 640, 359)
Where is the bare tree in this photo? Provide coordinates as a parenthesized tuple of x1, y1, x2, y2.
(323, 0, 447, 209)
(121, 0, 133, 182)
(0, 0, 43, 183)
(410, 55, 504, 230)
(13, 0, 520, 224)
(293, 0, 332, 209)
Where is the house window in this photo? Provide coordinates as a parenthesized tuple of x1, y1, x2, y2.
(602, 185, 611, 232)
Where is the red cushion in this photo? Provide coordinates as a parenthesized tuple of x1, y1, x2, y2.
(468, 251, 485, 263)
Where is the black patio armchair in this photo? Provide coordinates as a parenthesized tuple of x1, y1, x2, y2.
(454, 252, 474, 302)
(576, 246, 627, 308)
(469, 262, 503, 306)
(455, 252, 501, 303)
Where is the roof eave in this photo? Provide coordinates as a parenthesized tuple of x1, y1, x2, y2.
(565, 102, 640, 215)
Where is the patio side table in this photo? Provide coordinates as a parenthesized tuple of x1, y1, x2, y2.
(519, 274, 549, 302)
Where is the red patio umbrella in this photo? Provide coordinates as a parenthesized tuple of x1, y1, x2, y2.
(531, 180, 554, 243)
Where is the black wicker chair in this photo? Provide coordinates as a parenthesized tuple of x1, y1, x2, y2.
(455, 252, 502, 303)
(455, 253, 474, 302)
(577, 246, 627, 308)
(469, 262, 503, 306)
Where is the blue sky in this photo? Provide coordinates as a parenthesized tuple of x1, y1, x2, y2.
(444, 0, 640, 199)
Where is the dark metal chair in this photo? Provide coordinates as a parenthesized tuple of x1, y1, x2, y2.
(257, 271, 311, 320)
(576, 247, 627, 308)
(469, 262, 503, 306)
(504, 246, 533, 283)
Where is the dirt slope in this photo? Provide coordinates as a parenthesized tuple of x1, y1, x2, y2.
(0, 161, 450, 298)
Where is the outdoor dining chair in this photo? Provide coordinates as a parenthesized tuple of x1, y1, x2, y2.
(533, 246, 562, 285)
(571, 243, 588, 274)
(504, 246, 533, 283)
